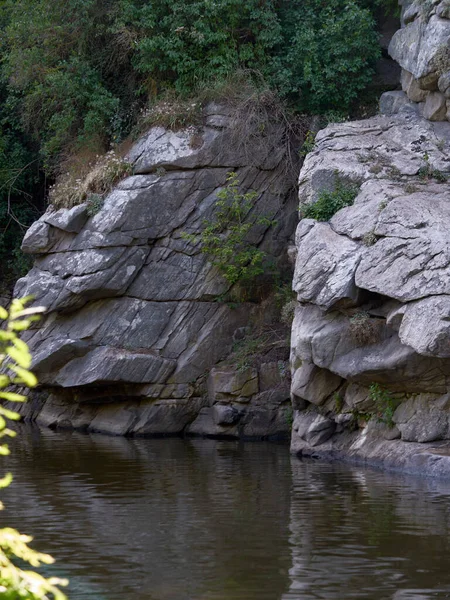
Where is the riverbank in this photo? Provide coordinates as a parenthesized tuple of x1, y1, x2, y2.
(292, 418, 450, 479)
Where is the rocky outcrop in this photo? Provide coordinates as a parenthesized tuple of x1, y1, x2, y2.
(290, 110, 450, 475)
(384, 0, 450, 120)
(16, 103, 296, 438)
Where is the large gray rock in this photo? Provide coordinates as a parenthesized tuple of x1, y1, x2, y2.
(293, 221, 362, 310)
(388, 5, 450, 123)
(293, 409, 336, 447)
(16, 103, 298, 438)
(379, 90, 417, 116)
(291, 111, 450, 472)
(389, 15, 450, 82)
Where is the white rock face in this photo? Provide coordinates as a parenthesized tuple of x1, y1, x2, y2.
(291, 111, 450, 462)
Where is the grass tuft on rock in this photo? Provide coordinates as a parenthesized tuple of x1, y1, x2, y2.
(302, 177, 360, 221)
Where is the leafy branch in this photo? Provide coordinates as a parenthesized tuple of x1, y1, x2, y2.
(183, 172, 276, 286)
(0, 297, 69, 600)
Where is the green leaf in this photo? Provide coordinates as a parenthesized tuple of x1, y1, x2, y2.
(10, 319, 32, 331)
(10, 366, 38, 388)
(0, 406, 21, 420)
(6, 345, 31, 369)
(0, 391, 26, 402)
(0, 472, 12, 488)
(0, 375, 11, 388)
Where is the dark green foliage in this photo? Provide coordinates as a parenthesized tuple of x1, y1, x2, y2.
(122, 0, 282, 93)
(302, 178, 360, 221)
(0, 88, 41, 285)
(299, 130, 316, 158)
(2, 0, 383, 170)
(273, 0, 380, 112)
(2, 0, 122, 170)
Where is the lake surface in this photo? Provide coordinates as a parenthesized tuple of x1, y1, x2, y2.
(2, 425, 450, 600)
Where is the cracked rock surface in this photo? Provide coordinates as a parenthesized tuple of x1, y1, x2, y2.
(291, 112, 450, 475)
(16, 104, 296, 438)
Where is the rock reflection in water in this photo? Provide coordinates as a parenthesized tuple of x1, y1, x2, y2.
(2, 425, 450, 600)
(284, 460, 450, 600)
(2, 426, 292, 600)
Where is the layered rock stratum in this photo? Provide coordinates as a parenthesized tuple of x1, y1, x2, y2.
(15, 104, 297, 438)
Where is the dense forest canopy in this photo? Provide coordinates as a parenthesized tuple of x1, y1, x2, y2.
(0, 0, 396, 284)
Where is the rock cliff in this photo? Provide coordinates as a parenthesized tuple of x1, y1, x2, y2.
(290, 0, 450, 474)
(15, 103, 298, 438)
(14, 0, 450, 477)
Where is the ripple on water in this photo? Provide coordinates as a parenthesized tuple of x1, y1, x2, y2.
(1, 425, 450, 600)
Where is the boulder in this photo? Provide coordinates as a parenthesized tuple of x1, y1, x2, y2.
(389, 15, 450, 82)
(379, 91, 416, 117)
(422, 91, 447, 120)
(401, 70, 429, 102)
(293, 409, 336, 447)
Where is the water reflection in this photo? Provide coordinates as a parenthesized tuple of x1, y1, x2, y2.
(2, 427, 292, 600)
(1, 426, 450, 599)
(284, 460, 450, 600)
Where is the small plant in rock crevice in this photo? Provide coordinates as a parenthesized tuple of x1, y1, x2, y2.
(285, 406, 294, 429)
(404, 183, 418, 194)
(349, 311, 380, 345)
(334, 391, 344, 413)
(280, 300, 297, 326)
(301, 176, 360, 221)
(387, 166, 402, 181)
(349, 408, 372, 431)
(299, 130, 316, 157)
(274, 282, 297, 326)
(182, 171, 276, 286)
(418, 152, 448, 183)
(362, 231, 377, 247)
(86, 193, 104, 216)
(369, 383, 396, 428)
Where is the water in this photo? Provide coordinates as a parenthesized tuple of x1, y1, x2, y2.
(1, 425, 450, 600)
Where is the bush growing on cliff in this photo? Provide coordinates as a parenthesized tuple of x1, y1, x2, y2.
(182, 172, 275, 286)
(273, 0, 380, 112)
(369, 383, 396, 428)
(0, 298, 69, 599)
